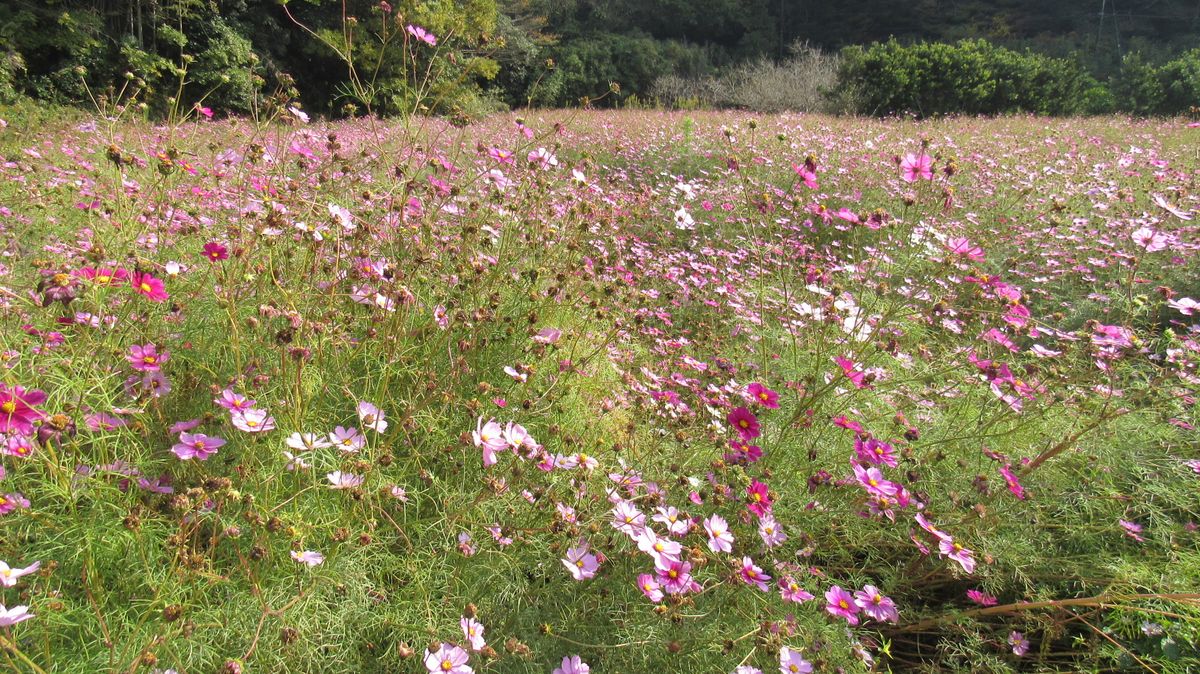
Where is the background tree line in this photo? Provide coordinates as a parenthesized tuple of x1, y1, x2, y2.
(1, 0, 1199, 116)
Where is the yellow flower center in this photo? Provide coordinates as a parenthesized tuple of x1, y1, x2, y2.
(839, 600, 849, 610)
(96, 274, 112, 284)
(139, 282, 153, 293)
(1, 401, 15, 414)
(441, 660, 453, 671)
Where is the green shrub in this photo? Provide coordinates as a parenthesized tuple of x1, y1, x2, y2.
(838, 39, 1106, 117)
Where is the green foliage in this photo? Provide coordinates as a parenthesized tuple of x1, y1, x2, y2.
(838, 39, 1110, 117)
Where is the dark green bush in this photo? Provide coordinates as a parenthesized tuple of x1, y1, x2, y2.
(838, 39, 1108, 116)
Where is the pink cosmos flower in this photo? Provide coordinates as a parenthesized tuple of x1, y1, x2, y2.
(779, 576, 814, 603)
(652, 506, 689, 536)
(1009, 631, 1029, 656)
(736, 667, 764, 674)
(1130, 226, 1169, 252)
(900, 153, 934, 182)
(747, 382, 779, 408)
(128, 343, 167, 371)
(326, 471, 364, 489)
(171, 432, 225, 461)
(407, 24, 437, 46)
(999, 464, 1026, 499)
(232, 408, 275, 433)
(562, 540, 599, 580)
(461, 617, 486, 651)
(966, 588, 998, 606)
(0, 384, 47, 436)
(357, 401, 389, 433)
(0, 493, 31, 516)
(75, 266, 130, 287)
(854, 436, 898, 467)
(945, 236, 985, 261)
(215, 389, 255, 411)
(423, 644, 471, 674)
(825, 585, 860, 625)
(758, 516, 787, 548)
(740, 556, 771, 591)
(473, 417, 508, 466)
(779, 646, 813, 674)
(1120, 519, 1145, 542)
(853, 463, 899, 498)
(655, 556, 699, 594)
(195, 104, 213, 119)
(290, 550, 324, 567)
(746, 480, 773, 518)
(938, 537, 977, 573)
(131, 272, 168, 302)
(637, 573, 664, 602)
(636, 530, 682, 563)
(0, 560, 40, 587)
(611, 501, 646, 537)
(727, 407, 761, 440)
(0, 604, 34, 627)
(553, 655, 590, 674)
(854, 585, 902, 623)
(202, 242, 228, 262)
(330, 426, 365, 453)
(3, 435, 34, 459)
(533, 327, 562, 344)
(487, 147, 514, 165)
(704, 514, 734, 553)
(792, 162, 819, 189)
(834, 356, 870, 389)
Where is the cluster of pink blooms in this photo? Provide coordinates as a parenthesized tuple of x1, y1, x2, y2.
(824, 584, 899, 625)
(214, 388, 276, 435)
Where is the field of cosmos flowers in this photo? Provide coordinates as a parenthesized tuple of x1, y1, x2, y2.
(0, 103, 1198, 674)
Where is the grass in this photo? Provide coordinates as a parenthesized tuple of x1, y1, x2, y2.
(0, 103, 1197, 673)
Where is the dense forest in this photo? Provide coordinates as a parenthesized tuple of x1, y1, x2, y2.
(2, 0, 1199, 115)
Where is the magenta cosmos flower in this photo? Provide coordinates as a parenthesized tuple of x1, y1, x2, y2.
(423, 644, 471, 674)
(727, 406, 761, 440)
(130, 272, 168, 302)
(746, 480, 773, 518)
(202, 242, 228, 262)
(0, 384, 47, 436)
(900, 152, 933, 182)
(553, 655, 590, 674)
(739, 556, 771, 592)
(938, 537, 977, 573)
(747, 382, 779, 408)
(172, 432, 225, 461)
(854, 585, 899, 623)
(75, 266, 130, 287)
(779, 646, 813, 674)
(128, 343, 167, 372)
(825, 585, 861, 625)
